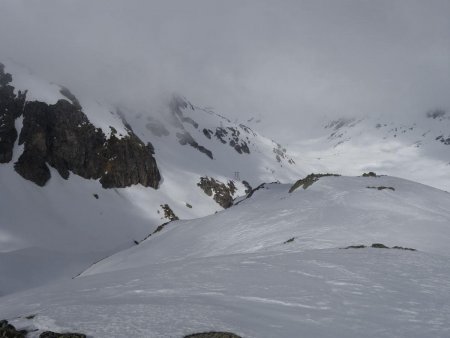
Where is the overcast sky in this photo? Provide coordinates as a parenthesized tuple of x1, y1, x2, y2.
(0, 0, 449, 141)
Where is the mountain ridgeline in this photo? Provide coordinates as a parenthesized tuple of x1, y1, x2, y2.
(0, 60, 300, 297)
(0, 61, 297, 191)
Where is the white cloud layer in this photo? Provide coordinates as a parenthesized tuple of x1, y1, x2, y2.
(0, 0, 449, 141)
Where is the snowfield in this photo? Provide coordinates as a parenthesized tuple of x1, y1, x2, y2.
(287, 114, 450, 192)
(1, 176, 450, 337)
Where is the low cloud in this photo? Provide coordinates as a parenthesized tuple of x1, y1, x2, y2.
(0, 0, 449, 142)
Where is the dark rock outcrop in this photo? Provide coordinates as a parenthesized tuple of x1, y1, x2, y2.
(100, 133, 160, 188)
(227, 127, 250, 154)
(283, 237, 295, 244)
(160, 204, 179, 221)
(436, 135, 450, 145)
(273, 142, 295, 164)
(197, 176, 237, 208)
(0, 63, 27, 163)
(342, 245, 367, 249)
(371, 243, 389, 249)
(342, 244, 416, 251)
(362, 172, 377, 177)
(40, 331, 86, 338)
(14, 148, 51, 186)
(0, 320, 27, 338)
(176, 131, 213, 159)
(289, 173, 340, 192)
(14, 99, 160, 188)
(214, 127, 228, 144)
(1, 65, 160, 188)
(184, 332, 242, 338)
(214, 127, 250, 154)
(392, 246, 417, 251)
(203, 128, 213, 139)
(0, 318, 85, 338)
(366, 186, 395, 191)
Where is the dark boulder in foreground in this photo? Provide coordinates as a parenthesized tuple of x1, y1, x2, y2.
(0, 320, 27, 338)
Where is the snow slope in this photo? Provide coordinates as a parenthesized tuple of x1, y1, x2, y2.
(84, 175, 450, 274)
(0, 61, 300, 295)
(1, 175, 449, 337)
(289, 114, 450, 191)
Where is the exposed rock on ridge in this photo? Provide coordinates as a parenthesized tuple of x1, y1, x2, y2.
(197, 176, 237, 208)
(289, 173, 341, 192)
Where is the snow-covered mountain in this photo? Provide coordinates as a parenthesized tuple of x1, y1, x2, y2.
(1, 59, 450, 338)
(288, 112, 450, 191)
(0, 60, 300, 295)
(1, 175, 450, 337)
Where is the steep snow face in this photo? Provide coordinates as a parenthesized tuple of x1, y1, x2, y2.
(289, 113, 450, 191)
(0, 61, 300, 295)
(1, 176, 449, 338)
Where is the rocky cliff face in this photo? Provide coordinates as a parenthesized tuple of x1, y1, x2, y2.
(1, 64, 160, 189)
(15, 99, 160, 188)
(0, 63, 26, 163)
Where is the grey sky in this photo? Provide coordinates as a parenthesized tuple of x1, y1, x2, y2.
(0, 0, 449, 141)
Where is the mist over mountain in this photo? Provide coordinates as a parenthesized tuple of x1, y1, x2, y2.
(1, 0, 449, 142)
